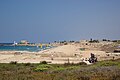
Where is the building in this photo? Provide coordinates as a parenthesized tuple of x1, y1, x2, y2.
(19, 40, 29, 45)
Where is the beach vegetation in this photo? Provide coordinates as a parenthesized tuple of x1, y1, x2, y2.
(64, 42, 68, 45)
(89, 39, 99, 43)
(64, 62, 87, 66)
(102, 39, 111, 42)
(10, 61, 17, 64)
(34, 64, 53, 72)
(112, 40, 120, 44)
(0, 59, 120, 80)
(40, 61, 48, 64)
(24, 63, 31, 66)
(92, 60, 120, 68)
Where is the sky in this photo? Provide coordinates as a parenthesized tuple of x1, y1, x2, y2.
(0, 0, 120, 43)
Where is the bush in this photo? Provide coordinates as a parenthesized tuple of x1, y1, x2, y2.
(24, 63, 31, 66)
(66, 66, 79, 70)
(40, 61, 47, 64)
(64, 43, 68, 45)
(78, 62, 87, 65)
(64, 63, 71, 66)
(64, 62, 87, 66)
(10, 61, 17, 64)
(94, 61, 119, 67)
(55, 67, 65, 71)
(34, 64, 53, 72)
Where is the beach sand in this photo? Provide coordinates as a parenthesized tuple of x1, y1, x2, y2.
(0, 44, 120, 64)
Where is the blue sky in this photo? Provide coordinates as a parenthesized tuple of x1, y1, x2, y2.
(0, 0, 120, 43)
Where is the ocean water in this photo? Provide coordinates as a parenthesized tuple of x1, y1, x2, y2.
(0, 46, 51, 52)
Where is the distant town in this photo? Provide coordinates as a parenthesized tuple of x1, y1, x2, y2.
(0, 39, 120, 47)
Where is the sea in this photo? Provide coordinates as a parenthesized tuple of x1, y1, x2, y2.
(0, 43, 52, 52)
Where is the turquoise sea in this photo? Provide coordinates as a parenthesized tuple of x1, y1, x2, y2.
(0, 46, 51, 52)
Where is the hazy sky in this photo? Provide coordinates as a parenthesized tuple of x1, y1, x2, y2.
(0, 0, 120, 43)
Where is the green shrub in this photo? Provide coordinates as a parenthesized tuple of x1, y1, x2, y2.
(34, 67, 48, 72)
(55, 67, 65, 71)
(34, 64, 53, 72)
(94, 61, 119, 67)
(66, 66, 79, 70)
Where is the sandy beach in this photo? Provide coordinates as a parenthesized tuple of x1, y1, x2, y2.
(0, 42, 120, 64)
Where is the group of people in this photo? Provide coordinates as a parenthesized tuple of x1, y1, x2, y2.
(88, 53, 97, 63)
